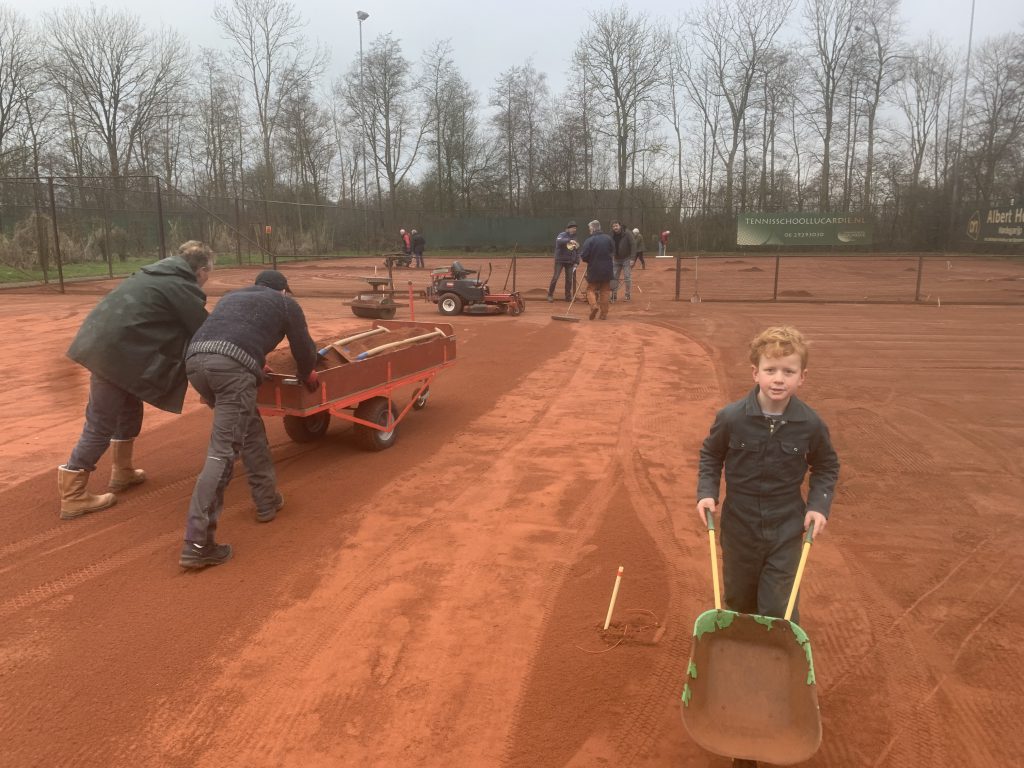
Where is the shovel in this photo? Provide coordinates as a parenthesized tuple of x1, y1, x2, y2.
(354, 328, 446, 360)
(319, 327, 390, 363)
(680, 510, 821, 765)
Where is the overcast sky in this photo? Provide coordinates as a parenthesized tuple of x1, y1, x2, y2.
(8, 0, 1022, 98)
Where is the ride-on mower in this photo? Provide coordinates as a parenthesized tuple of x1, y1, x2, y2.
(425, 261, 526, 316)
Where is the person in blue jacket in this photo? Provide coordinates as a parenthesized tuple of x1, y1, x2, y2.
(578, 220, 615, 320)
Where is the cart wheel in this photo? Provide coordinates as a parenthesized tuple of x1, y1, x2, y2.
(282, 411, 331, 443)
(509, 302, 522, 316)
(353, 397, 398, 451)
(412, 386, 430, 410)
(438, 292, 463, 316)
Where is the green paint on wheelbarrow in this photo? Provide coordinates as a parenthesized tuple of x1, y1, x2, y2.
(693, 609, 736, 639)
(790, 621, 816, 685)
(681, 683, 692, 707)
(753, 615, 776, 629)
(688, 660, 698, 680)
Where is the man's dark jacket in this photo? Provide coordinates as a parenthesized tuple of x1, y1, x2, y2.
(66, 255, 208, 413)
(579, 232, 615, 282)
(612, 229, 635, 262)
(186, 286, 317, 382)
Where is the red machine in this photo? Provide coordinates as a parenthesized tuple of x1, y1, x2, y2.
(425, 261, 525, 316)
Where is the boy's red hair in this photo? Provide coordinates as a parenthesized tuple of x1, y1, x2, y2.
(749, 326, 809, 368)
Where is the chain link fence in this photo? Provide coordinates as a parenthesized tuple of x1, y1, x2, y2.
(2, 176, 1020, 303)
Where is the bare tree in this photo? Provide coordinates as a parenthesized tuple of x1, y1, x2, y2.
(966, 32, 1024, 205)
(342, 33, 427, 218)
(687, 0, 793, 213)
(190, 49, 246, 197)
(857, 0, 904, 211)
(575, 6, 666, 211)
(214, 0, 326, 199)
(45, 7, 189, 182)
(279, 82, 335, 203)
(489, 62, 548, 214)
(803, 0, 858, 209)
(0, 7, 38, 174)
(662, 28, 689, 218)
(895, 36, 952, 187)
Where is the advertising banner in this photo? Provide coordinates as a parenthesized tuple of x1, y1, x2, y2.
(737, 213, 873, 246)
(965, 204, 1024, 244)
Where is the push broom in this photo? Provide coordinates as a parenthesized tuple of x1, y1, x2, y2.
(551, 266, 587, 323)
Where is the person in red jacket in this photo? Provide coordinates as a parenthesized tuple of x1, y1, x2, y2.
(659, 229, 670, 257)
(399, 228, 411, 255)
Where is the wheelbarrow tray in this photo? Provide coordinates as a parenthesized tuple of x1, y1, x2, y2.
(257, 320, 455, 417)
(681, 608, 820, 765)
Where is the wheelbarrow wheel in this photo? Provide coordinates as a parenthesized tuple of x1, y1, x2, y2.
(353, 397, 398, 451)
(438, 292, 463, 316)
(282, 411, 331, 443)
(412, 386, 430, 410)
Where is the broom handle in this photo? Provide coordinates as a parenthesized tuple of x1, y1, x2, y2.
(705, 508, 722, 610)
(784, 525, 815, 621)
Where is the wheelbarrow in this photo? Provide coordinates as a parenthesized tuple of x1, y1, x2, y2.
(680, 510, 820, 765)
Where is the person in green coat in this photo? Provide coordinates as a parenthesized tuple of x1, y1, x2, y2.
(59, 241, 214, 519)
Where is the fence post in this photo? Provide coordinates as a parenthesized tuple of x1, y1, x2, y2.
(674, 252, 682, 301)
(33, 183, 49, 285)
(772, 254, 781, 301)
(102, 190, 114, 279)
(914, 255, 924, 302)
(234, 197, 242, 265)
(47, 177, 65, 294)
(154, 176, 167, 259)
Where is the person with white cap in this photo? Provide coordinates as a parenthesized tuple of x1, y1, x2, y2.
(632, 228, 646, 270)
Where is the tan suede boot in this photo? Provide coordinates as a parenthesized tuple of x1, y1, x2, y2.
(58, 465, 116, 520)
(109, 438, 146, 491)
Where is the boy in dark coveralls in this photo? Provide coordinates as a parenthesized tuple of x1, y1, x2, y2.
(696, 326, 839, 767)
(697, 326, 839, 619)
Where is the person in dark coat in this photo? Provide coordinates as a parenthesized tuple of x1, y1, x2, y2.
(547, 221, 580, 301)
(179, 270, 318, 569)
(579, 220, 615, 320)
(411, 229, 426, 268)
(610, 220, 635, 302)
(59, 241, 213, 519)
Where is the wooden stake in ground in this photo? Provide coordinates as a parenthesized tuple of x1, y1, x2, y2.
(603, 566, 624, 630)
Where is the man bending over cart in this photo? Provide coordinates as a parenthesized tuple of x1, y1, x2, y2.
(180, 270, 319, 569)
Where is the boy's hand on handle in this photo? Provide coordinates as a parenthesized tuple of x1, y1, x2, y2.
(804, 510, 827, 538)
(697, 498, 717, 527)
(304, 370, 320, 393)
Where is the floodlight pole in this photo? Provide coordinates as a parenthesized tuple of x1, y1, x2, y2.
(358, 10, 370, 255)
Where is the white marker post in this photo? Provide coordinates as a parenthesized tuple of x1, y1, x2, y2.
(603, 565, 625, 630)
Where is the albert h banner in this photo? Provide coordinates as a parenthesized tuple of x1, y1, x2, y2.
(737, 213, 873, 246)
(965, 204, 1024, 244)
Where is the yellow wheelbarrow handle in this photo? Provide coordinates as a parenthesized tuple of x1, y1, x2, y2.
(784, 525, 815, 621)
(704, 508, 722, 611)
